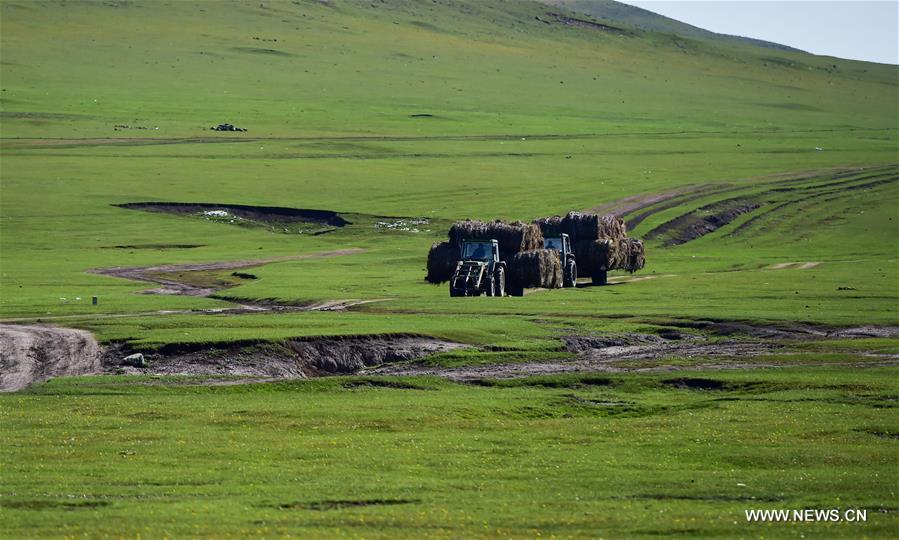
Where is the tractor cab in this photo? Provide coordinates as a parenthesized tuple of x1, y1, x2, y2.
(543, 234, 571, 257)
(461, 240, 498, 263)
(449, 239, 506, 297)
(543, 233, 578, 288)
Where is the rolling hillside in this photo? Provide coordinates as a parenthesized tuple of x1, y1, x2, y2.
(541, 0, 803, 51)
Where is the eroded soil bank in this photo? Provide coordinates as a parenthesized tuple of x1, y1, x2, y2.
(118, 202, 349, 228)
(106, 335, 468, 380)
(0, 325, 102, 392)
(3, 321, 897, 391)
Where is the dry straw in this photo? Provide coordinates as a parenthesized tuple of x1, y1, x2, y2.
(425, 241, 458, 284)
(509, 249, 562, 291)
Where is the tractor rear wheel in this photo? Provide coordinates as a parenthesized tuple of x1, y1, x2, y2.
(564, 260, 577, 288)
(592, 269, 608, 286)
(493, 267, 506, 297)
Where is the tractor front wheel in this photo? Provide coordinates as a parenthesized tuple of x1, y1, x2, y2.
(449, 282, 463, 297)
(493, 267, 506, 297)
(592, 269, 608, 286)
(564, 260, 577, 288)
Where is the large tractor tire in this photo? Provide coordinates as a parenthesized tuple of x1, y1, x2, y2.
(449, 282, 464, 297)
(564, 259, 577, 288)
(493, 267, 506, 297)
(592, 269, 608, 286)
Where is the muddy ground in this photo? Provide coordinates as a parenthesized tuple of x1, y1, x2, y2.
(367, 324, 899, 380)
(2, 322, 896, 391)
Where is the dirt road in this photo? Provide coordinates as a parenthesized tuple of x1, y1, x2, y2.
(0, 324, 102, 392)
(90, 248, 366, 296)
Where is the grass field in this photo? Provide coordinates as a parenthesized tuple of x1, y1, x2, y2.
(3, 368, 898, 538)
(1, 0, 897, 537)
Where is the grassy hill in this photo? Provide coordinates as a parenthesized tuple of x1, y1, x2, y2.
(1, 0, 897, 537)
(541, 0, 803, 51)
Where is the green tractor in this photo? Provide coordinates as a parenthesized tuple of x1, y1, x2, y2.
(543, 233, 578, 287)
(449, 239, 507, 297)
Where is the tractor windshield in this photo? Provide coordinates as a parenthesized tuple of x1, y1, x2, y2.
(462, 241, 492, 261)
(544, 237, 563, 252)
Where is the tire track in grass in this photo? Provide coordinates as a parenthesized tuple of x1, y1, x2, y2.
(641, 167, 898, 246)
(3, 127, 896, 149)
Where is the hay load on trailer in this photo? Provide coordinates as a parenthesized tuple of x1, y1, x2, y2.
(426, 219, 545, 284)
(507, 249, 562, 295)
(424, 211, 644, 293)
(623, 238, 646, 272)
(560, 212, 628, 243)
(534, 211, 645, 284)
(425, 241, 459, 284)
(533, 215, 565, 237)
(448, 220, 543, 261)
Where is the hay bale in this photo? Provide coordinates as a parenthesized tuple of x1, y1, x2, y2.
(561, 212, 627, 243)
(425, 241, 458, 283)
(448, 219, 543, 260)
(534, 215, 565, 237)
(573, 239, 619, 276)
(508, 249, 562, 292)
(622, 238, 645, 273)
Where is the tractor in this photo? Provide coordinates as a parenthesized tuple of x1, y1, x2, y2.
(543, 233, 577, 287)
(449, 239, 506, 297)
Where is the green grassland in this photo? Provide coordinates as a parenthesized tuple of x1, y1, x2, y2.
(3, 368, 898, 538)
(1, 0, 898, 537)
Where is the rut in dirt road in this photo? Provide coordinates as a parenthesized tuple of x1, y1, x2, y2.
(0, 325, 102, 392)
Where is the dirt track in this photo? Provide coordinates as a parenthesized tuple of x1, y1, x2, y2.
(90, 248, 366, 296)
(0, 324, 102, 392)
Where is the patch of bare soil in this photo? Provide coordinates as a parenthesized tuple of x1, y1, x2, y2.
(664, 320, 899, 340)
(118, 202, 348, 228)
(89, 248, 366, 296)
(0, 324, 102, 392)
(107, 335, 467, 379)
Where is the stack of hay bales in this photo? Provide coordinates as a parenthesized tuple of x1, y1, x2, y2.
(508, 249, 562, 294)
(623, 238, 645, 272)
(425, 219, 545, 284)
(533, 215, 564, 237)
(424, 212, 645, 289)
(425, 241, 459, 284)
(535, 211, 645, 275)
(447, 220, 543, 261)
(560, 211, 628, 243)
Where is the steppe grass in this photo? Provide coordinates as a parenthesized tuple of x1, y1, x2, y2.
(2, 367, 897, 538)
